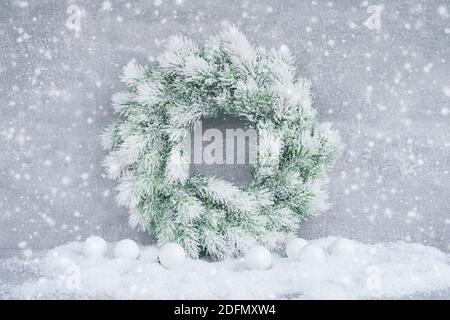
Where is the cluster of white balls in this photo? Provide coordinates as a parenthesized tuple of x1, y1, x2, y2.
(82, 235, 356, 272)
(81, 236, 186, 269)
(243, 237, 356, 270)
(286, 239, 325, 263)
(285, 237, 356, 263)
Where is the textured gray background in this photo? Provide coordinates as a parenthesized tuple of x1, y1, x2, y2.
(1, 0, 449, 256)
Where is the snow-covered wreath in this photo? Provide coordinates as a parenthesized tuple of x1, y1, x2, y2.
(102, 27, 342, 260)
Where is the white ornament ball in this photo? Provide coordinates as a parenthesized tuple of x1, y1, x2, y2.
(285, 238, 308, 259)
(82, 236, 108, 258)
(328, 238, 356, 256)
(140, 246, 160, 262)
(158, 243, 186, 269)
(114, 239, 140, 260)
(298, 244, 326, 263)
(244, 246, 272, 270)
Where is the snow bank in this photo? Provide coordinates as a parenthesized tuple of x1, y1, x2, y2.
(1, 237, 449, 299)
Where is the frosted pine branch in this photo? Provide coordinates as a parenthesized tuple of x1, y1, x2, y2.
(319, 122, 345, 156)
(111, 91, 136, 117)
(136, 81, 161, 107)
(309, 175, 331, 214)
(199, 226, 227, 260)
(121, 62, 146, 87)
(165, 143, 190, 184)
(128, 208, 148, 231)
(260, 231, 291, 252)
(115, 174, 140, 209)
(166, 103, 204, 132)
(190, 175, 261, 215)
(159, 35, 198, 69)
(224, 228, 256, 257)
(257, 125, 282, 178)
(103, 134, 149, 179)
(221, 26, 256, 67)
(182, 55, 211, 79)
(100, 122, 121, 151)
(171, 190, 205, 223)
(269, 206, 300, 230)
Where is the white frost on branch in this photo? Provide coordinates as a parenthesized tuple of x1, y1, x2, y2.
(260, 231, 291, 252)
(159, 35, 198, 69)
(274, 44, 296, 66)
(257, 125, 282, 177)
(165, 143, 190, 184)
(319, 122, 345, 154)
(100, 125, 118, 151)
(121, 62, 146, 87)
(128, 208, 148, 231)
(198, 176, 267, 214)
(296, 79, 313, 111)
(115, 174, 140, 210)
(111, 91, 134, 115)
(136, 81, 161, 106)
(309, 175, 331, 214)
(175, 192, 205, 223)
(224, 228, 256, 257)
(165, 103, 204, 139)
(103, 135, 148, 179)
(236, 78, 259, 93)
(221, 26, 256, 67)
(273, 206, 301, 226)
(270, 59, 295, 86)
(182, 55, 210, 78)
(299, 130, 321, 153)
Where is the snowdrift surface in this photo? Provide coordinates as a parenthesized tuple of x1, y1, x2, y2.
(1, 237, 449, 299)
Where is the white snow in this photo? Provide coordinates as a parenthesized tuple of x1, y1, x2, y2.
(2, 237, 449, 299)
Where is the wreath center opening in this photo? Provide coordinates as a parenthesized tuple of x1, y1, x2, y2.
(189, 114, 256, 187)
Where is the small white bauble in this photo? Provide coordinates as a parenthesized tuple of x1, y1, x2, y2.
(328, 238, 356, 256)
(114, 239, 140, 260)
(140, 246, 159, 262)
(298, 244, 326, 263)
(82, 236, 108, 258)
(158, 243, 186, 269)
(285, 238, 308, 259)
(244, 246, 272, 270)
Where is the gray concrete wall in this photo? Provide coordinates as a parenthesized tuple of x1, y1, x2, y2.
(1, 0, 449, 255)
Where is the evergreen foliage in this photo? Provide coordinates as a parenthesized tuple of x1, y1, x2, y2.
(102, 27, 342, 259)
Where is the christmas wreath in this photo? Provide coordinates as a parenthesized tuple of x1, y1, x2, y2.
(102, 27, 342, 259)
